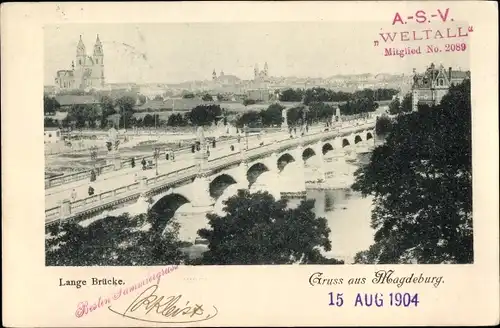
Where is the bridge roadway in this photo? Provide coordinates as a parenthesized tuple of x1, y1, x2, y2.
(45, 120, 375, 224)
(45, 124, 332, 210)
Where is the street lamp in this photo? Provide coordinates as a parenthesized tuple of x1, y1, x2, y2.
(89, 145, 98, 180)
(244, 125, 249, 150)
(153, 147, 160, 176)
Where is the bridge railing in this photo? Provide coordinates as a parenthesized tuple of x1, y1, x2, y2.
(45, 121, 375, 223)
(44, 132, 270, 189)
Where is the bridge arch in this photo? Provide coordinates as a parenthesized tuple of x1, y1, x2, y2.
(342, 138, 350, 148)
(302, 147, 316, 162)
(354, 135, 363, 144)
(322, 143, 334, 155)
(150, 193, 191, 234)
(366, 132, 373, 140)
(277, 153, 295, 172)
(209, 174, 237, 200)
(247, 162, 269, 188)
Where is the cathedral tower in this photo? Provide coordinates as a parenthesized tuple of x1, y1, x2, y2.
(254, 63, 259, 79)
(264, 62, 269, 77)
(76, 35, 86, 67)
(212, 69, 217, 81)
(93, 34, 105, 87)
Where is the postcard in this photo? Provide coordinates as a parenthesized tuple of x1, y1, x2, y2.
(1, 1, 499, 326)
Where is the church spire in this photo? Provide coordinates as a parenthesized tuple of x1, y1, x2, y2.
(77, 35, 86, 56)
(93, 34, 103, 57)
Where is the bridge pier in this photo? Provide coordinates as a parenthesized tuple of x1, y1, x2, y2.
(190, 174, 215, 208)
(60, 199, 71, 217)
(133, 192, 151, 215)
(314, 141, 326, 184)
(236, 162, 250, 190)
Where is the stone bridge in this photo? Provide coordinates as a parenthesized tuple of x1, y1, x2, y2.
(45, 121, 376, 227)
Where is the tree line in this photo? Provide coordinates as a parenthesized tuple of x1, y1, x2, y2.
(236, 103, 284, 128)
(44, 86, 398, 129)
(44, 91, 225, 129)
(46, 190, 343, 266)
(278, 87, 399, 104)
(352, 80, 472, 264)
(388, 93, 413, 115)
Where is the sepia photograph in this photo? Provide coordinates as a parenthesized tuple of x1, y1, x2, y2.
(43, 22, 472, 266)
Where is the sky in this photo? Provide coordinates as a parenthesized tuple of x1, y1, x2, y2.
(44, 23, 470, 85)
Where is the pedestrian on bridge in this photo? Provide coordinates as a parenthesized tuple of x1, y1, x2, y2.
(141, 158, 146, 170)
(90, 170, 96, 182)
(88, 186, 94, 196)
(71, 189, 77, 201)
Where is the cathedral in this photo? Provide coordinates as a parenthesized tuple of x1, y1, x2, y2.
(254, 62, 269, 81)
(54, 35, 105, 91)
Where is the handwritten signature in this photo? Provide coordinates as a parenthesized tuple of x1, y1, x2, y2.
(108, 284, 218, 323)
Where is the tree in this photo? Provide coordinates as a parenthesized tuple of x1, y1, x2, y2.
(116, 95, 136, 128)
(279, 88, 304, 102)
(182, 92, 195, 99)
(236, 110, 261, 128)
(352, 80, 472, 264)
(243, 98, 257, 106)
(44, 96, 60, 114)
(388, 97, 401, 115)
(154, 95, 163, 101)
(202, 94, 213, 101)
(303, 87, 335, 105)
(143, 114, 156, 127)
(68, 104, 88, 128)
(167, 113, 188, 127)
(45, 213, 187, 266)
(375, 114, 393, 136)
(308, 102, 335, 124)
(188, 104, 222, 126)
(44, 117, 59, 128)
(85, 104, 101, 128)
(287, 106, 305, 126)
(401, 93, 413, 113)
(260, 103, 284, 126)
(138, 94, 148, 105)
(99, 95, 116, 127)
(195, 190, 342, 265)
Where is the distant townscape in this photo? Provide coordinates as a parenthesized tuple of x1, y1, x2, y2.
(45, 33, 472, 267)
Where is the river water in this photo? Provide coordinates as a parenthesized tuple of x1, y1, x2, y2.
(306, 188, 374, 264)
(176, 147, 376, 264)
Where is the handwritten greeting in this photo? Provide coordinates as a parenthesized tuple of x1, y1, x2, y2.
(75, 265, 178, 318)
(108, 284, 218, 324)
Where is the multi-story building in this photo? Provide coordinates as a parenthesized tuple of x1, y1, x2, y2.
(411, 63, 470, 111)
(54, 35, 105, 92)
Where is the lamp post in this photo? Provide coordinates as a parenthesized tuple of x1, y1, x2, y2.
(89, 145, 98, 178)
(153, 147, 160, 176)
(244, 125, 249, 150)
